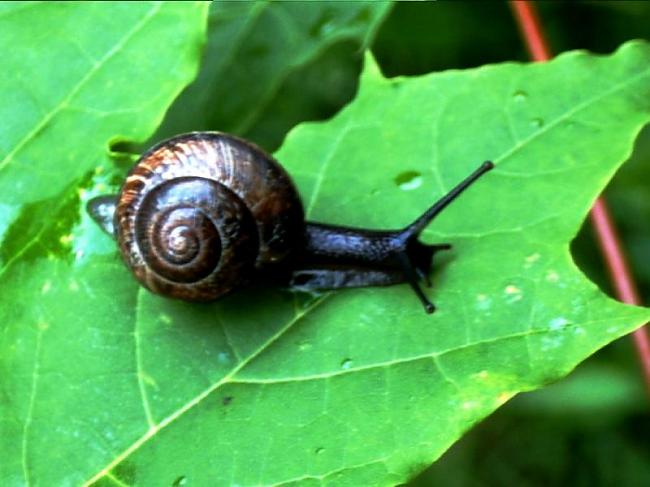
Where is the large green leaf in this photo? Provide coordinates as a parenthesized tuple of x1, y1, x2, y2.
(2, 20, 650, 487)
(0, 2, 208, 270)
(153, 0, 392, 150)
(0, 2, 210, 485)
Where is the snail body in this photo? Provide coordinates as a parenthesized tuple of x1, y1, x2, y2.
(88, 132, 493, 313)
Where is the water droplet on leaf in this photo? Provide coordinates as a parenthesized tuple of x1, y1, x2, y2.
(394, 171, 422, 191)
(531, 117, 544, 128)
(172, 476, 187, 487)
(549, 317, 569, 330)
(513, 90, 528, 102)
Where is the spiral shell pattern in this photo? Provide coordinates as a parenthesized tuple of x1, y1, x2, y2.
(115, 132, 305, 301)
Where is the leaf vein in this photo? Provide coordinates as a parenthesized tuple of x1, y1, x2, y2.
(134, 291, 155, 428)
(20, 327, 44, 487)
(269, 458, 389, 487)
(83, 294, 331, 486)
(231, 317, 623, 385)
(0, 2, 162, 175)
(494, 64, 650, 165)
(305, 119, 354, 217)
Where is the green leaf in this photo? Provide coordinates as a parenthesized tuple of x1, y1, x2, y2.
(0, 1, 208, 266)
(2, 33, 650, 487)
(153, 0, 392, 150)
(0, 1, 211, 485)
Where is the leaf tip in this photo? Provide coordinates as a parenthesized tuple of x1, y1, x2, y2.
(361, 50, 385, 83)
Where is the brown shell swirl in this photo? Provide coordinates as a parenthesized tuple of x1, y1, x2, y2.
(114, 132, 305, 301)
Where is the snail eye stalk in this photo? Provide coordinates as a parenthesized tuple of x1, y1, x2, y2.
(396, 161, 494, 313)
(290, 161, 495, 314)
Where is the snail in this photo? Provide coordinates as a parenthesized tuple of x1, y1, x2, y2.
(88, 132, 493, 313)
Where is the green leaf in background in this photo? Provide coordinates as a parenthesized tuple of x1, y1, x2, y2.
(0, 2, 209, 485)
(2, 5, 650, 485)
(0, 1, 208, 270)
(414, 362, 650, 487)
(153, 0, 392, 151)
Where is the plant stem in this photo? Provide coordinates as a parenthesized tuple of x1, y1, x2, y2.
(509, 0, 650, 397)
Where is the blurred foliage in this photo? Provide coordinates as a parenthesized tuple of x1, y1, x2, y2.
(412, 369, 650, 486)
(372, 2, 523, 74)
(152, 1, 391, 152)
(370, 2, 650, 486)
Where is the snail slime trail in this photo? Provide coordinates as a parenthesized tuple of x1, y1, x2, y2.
(87, 132, 494, 313)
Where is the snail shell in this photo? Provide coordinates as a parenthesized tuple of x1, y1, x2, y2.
(115, 132, 304, 301)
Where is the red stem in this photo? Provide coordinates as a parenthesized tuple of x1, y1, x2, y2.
(509, 0, 650, 396)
